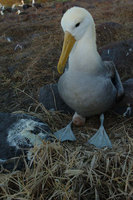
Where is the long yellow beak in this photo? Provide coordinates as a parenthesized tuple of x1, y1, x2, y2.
(57, 31, 76, 74)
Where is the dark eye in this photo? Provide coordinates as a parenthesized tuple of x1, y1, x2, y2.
(75, 22, 80, 27)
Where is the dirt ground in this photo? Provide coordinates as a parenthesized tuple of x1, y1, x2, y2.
(0, 0, 133, 199)
(0, 0, 133, 113)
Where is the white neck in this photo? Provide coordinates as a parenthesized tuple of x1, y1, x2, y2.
(17, 10, 21, 14)
(21, 1, 24, 5)
(12, 4, 16, 9)
(69, 25, 102, 73)
(32, 0, 35, 4)
(0, 10, 4, 15)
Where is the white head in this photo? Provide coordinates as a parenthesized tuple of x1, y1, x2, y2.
(61, 7, 95, 41)
(21, 0, 24, 5)
(57, 7, 97, 74)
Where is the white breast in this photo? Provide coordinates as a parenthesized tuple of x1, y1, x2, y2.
(58, 70, 117, 116)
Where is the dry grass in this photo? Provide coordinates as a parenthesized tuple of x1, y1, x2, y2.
(0, 119, 133, 200)
(0, 0, 133, 199)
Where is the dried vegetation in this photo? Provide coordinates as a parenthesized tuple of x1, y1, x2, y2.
(0, 0, 133, 199)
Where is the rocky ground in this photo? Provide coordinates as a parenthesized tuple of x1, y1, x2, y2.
(0, 0, 133, 199)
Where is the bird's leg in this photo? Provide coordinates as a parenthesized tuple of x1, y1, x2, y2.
(88, 114, 112, 148)
(54, 112, 85, 141)
(72, 112, 86, 126)
(54, 112, 85, 142)
(54, 121, 76, 142)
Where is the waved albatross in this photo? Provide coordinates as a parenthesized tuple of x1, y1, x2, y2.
(54, 7, 124, 148)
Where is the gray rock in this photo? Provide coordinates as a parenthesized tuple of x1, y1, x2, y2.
(97, 22, 123, 47)
(99, 39, 133, 77)
(113, 78, 133, 116)
(39, 83, 74, 114)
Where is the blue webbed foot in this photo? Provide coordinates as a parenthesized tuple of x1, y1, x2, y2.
(88, 114, 112, 148)
(54, 122, 76, 142)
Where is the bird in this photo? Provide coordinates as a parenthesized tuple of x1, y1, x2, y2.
(0, 4, 4, 15)
(0, 3, 2, 10)
(20, 0, 31, 10)
(32, 0, 42, 9)
(4, 7, 12, 13)
(16, 9, 27, 15)
(0, 4, 14, 14)
(0, 10, 4, 16)
(11, 4, 19, 13)
(55, 7, 124, 148)
(0, 3, 4, 10)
